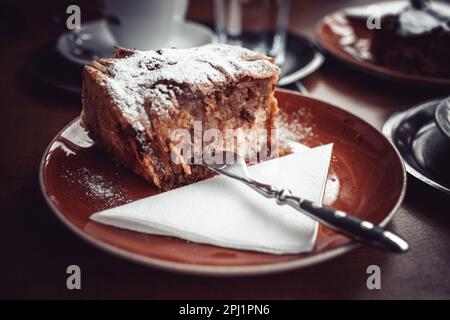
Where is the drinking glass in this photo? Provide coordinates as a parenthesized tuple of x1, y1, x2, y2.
(214, 0, 290, 66)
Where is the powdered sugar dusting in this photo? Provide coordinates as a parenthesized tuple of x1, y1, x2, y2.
(64, 167, 127, 207)
(104, 44, 280, 122)
(399, 9, 444, 35)
(276, 109, 316, 144)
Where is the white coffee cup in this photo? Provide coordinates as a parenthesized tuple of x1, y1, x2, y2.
(99, 0, 189, 50)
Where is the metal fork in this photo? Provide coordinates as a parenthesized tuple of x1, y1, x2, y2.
(204, 151, 409, 253)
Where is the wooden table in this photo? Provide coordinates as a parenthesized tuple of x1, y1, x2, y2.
(2, 0, 449, 299)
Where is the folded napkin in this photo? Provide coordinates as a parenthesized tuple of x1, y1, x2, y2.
(91, 144, 333, 254)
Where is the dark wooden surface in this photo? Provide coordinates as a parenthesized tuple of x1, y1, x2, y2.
(1, 0, 449, 299)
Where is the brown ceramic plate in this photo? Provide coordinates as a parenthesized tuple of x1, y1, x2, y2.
(39, 89, 406, 276)
(315, 1, 450, 86)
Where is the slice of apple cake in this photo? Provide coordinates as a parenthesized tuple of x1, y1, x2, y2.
(81, 44, 280, 190)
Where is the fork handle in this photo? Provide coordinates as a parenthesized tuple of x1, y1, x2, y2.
(246, 183, 409, 253)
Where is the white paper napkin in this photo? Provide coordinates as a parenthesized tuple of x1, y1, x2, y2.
(90, 143, 333, 254)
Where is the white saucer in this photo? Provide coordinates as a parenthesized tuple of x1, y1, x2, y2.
(57, 19, 216, 66)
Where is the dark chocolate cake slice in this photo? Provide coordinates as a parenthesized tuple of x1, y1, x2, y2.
(371, 2, 450, 78)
